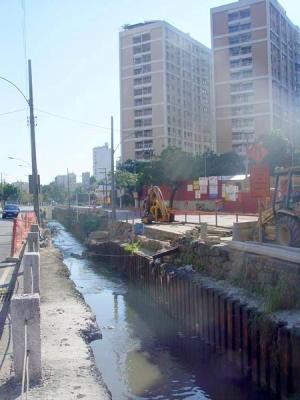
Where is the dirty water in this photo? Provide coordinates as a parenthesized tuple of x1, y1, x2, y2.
(51, 222, 272, 400)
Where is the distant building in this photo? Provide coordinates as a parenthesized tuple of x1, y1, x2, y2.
(119, 20, 214, 161)
(82, 172, 90, 189)
(93, 143, 111, 181)
(211, 0, 300, 155)
(12, 181, 29, 193)
(55, 173, 76, 191)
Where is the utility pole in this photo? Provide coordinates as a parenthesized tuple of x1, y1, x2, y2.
(104, 168, 108, 207)
(28, 60, 40, 224)
(67, 168, 71, 209)
(111, 116, 116, 220)
(0, 173, 3, 209)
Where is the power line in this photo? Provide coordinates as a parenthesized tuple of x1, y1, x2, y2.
(36, 108, 117, 131)
(0, 108, 27, 117)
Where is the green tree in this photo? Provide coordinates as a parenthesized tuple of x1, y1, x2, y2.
(259, 133, 291, 173)
(0, 184, 21, 203)
(114, 170, 138, 206)
(41, 182, 67, 204)
(118, 159, 145, 174)
(193, 151, 244, 177)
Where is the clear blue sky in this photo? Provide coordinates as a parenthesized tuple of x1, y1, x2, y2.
(0, 0, 298, 184)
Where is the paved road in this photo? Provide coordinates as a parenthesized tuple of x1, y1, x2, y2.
(0, 220, 13, 263)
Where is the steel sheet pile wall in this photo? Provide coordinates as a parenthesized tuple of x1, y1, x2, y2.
(94, 242, 300, 399)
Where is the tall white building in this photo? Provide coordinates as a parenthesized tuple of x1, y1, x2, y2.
(119, 20, 215, 161)
(93, 143, 111, 181)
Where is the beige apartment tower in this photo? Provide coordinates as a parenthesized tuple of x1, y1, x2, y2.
(120, 21, 214, 161)
(211, 0, 300, 155)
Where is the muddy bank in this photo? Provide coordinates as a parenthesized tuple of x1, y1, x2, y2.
(0, 245, 111, 400)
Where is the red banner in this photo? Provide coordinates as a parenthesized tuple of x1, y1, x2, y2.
(11, 212, 37, 257)
(250, 164, 270, 199)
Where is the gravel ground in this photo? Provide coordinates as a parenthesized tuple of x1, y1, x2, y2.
(0, 246, 111, 400)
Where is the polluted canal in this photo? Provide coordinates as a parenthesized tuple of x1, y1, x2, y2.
(51, 222, 271, 400)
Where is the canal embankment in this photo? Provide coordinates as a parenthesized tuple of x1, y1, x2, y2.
(53, 207, 300, 399)
(84, 225, 300, 400)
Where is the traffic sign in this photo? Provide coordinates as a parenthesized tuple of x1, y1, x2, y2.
(247, 143, 268, 163)
(250, 164, 270, 198)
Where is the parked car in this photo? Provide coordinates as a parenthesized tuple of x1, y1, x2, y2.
(2, 204, 20, 219)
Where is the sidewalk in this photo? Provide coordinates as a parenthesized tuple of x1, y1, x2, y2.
(0, 245, 111, 399)
(0, 220, 13, 262)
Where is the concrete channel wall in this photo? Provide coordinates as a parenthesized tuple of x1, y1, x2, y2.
(88, 241, 300, 400)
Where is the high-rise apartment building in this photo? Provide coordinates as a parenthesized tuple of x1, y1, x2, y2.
(93, 143, 111, 181)
(82, 172, 90, 189)
(211, 0, 300, 155)
(119, 20, 214, 161)
(55, 173, 76, 191)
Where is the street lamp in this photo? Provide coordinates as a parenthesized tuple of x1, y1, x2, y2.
(8, 156, 31, 167)
(1, 60, 40, 223)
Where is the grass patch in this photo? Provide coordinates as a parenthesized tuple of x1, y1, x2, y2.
(123, 242, 140, 254)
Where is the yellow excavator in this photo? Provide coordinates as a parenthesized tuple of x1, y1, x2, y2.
(142, 186, 175, 224)
(254, 166, 300, 247)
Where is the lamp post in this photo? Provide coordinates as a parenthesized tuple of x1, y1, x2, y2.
(8, 156, 31, 167)
(1, 60, 40, 224)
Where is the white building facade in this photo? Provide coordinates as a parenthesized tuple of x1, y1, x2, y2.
(93, 143, 111, 181)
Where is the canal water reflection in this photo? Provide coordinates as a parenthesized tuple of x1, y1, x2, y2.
(51, 222, 271, 400)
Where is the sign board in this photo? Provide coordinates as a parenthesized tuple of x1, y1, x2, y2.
(208, 176, 218, 198)
(247, 144, 268, 163)
(187, 184, 193, 192)
(29, 174, 40, 194)
(195, 190, 201, 199)
(199, 178, 208, 194)
(193, 180, 200, 190)
(250, 164, 270, 198)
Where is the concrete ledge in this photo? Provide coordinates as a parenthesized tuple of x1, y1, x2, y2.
(11, 293, 42, 382)
(229, 241, 300, 265)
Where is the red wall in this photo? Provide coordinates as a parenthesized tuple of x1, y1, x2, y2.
(142, 181, 258, 213)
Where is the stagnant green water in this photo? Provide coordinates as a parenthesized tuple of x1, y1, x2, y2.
(51, 222, 272, 400)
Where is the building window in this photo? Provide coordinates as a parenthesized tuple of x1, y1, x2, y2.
(229, 45, 251, 57)
(133, 36, 141, 44)
(142, 33, 151, 42)
(133, 42, 151, 54)
(133, 64, 151, 75)
(230, 59, 240, 68)
(133, 75, 151, 86)
(134, 108, 152, 117)
(143, 118, 152, 126)
(228, 11, 239, 22)
(134, 88, 143, 96)
(231, 105, 254, 115)
(135, 129, 153, 138)
(241, 57, 252, 67)
(232, 117, 254, 128)
(231, 92, 253, 104)
(135, 119, 143, 127)
(240, 8, 250, 19)
(231, 81, 253, 92)
(134, 77, 142, 85)
(229, 32, 251, 45)
(230, 69, 252, 79)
